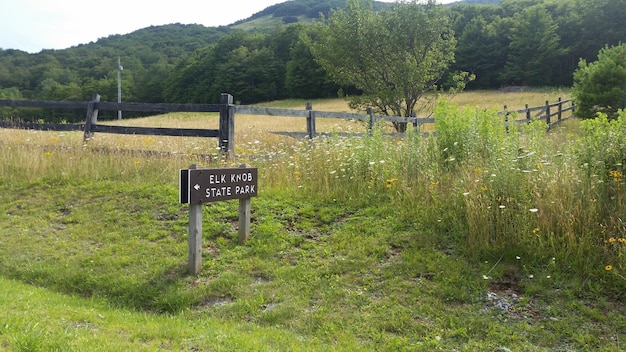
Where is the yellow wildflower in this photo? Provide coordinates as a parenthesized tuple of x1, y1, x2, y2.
(386, 178, 398, 189)
(605, 265, 613, 271)
(610, 170, 623, 182)
(609, 237, 617, 244)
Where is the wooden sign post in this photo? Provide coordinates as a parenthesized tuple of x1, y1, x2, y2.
(180, 164, 258, 275)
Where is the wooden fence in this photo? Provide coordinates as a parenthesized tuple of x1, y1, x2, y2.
(0, 94, 575, 155)
(0, 93, 236, 157)
(499, 97, 575, 129)
(236, 97, 575, 136)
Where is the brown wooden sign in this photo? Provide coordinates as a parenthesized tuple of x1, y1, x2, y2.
(180, 167, 257, 204)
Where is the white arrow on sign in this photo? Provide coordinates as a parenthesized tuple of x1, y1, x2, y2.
(194, 184, 201, 191)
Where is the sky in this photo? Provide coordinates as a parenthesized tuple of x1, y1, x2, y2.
(0, 0, 457, 54)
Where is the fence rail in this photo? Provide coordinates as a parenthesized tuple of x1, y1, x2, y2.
(0, 94, 575, 156)
(500, 98, 575, 127)
(0, 93, 235, 157)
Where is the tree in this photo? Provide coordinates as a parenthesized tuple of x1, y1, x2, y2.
(573, 43, 626, 119)
(453, 16, 508, 89)
(285, 36, 337, 99)
(310, 0, 467, 132)
(500, 5, 565, 86)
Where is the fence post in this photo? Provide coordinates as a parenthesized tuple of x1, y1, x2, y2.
(545, 100, 551, 126)
(367, 107, 375, 135)
(504, 105, 509, 133)
(557, 97, 563, 122)
(306, 102, 316, 139)
(219, 93, 235, 159)
(411, 112, 418, 132)
(525, 104, 530, 122)
(82, 93, 100, 142)
(238, 163, 252, 244)
(188, 164, 203, 275)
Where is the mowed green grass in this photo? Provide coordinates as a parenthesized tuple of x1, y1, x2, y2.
(1, 90, 625, 351)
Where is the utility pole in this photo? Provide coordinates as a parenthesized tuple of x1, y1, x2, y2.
(117, 56, 123, 120)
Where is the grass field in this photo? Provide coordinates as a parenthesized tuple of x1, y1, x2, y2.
(2, 89, 626, 351)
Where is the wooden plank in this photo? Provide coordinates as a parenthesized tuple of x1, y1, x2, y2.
(313, 110, 367, 120)
(92, 125, 219, 137)
(0, 99, 87, 110)
(498, 105, 545, 115)
(188, 165, 203, 275)
(219, 93, 235, 159)
(385, 116, 415, 123)
(83, 94, 100, 141)
(548, 99, 572, 108)
(0, 120, 85, 131)
(238, 197, 251, 244)
(95, 102, 221, 113)
(236, 105, 308, 117)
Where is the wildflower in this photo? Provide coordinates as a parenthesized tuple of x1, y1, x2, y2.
(533, 228, 540, 234)
(605, 265, 613, 271)
(619, 238, 626, 244)
(528, 275, 534, 279)
(133, 161, 140, 165)
(482, 275, 490, 280)
(386, 178, 398, 189)
(516, 256, 521, 260)
(481, 186, 488, 191)
(609, 170, 623, 182)
(44, 151, 52, 157)
(609, 237, 617, 244)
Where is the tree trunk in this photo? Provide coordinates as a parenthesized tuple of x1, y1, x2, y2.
(392, 121, 408, 133)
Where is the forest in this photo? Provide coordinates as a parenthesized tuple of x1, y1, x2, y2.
(0, 0, 624, 121)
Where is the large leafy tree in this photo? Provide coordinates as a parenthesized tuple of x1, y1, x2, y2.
(573, 43, 626, 119)
(310, 0, 465, 132)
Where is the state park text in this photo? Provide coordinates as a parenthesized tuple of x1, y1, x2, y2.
(180, 167, 258, 204)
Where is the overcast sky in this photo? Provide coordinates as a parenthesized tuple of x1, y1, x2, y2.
(0, 0, 457, 53)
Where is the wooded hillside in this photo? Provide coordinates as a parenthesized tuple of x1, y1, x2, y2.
(1, 0, 624, 122)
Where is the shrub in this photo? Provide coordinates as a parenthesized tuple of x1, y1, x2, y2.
(573, 43, 626, 119)
(282, 16, 299, 24)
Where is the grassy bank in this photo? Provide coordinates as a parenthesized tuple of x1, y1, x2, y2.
(1, 91, 625, 350)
